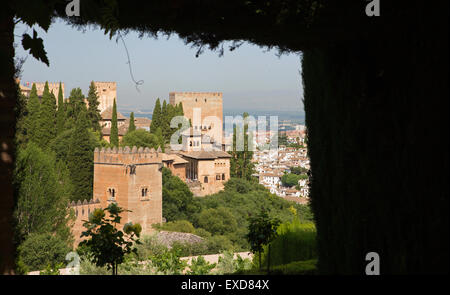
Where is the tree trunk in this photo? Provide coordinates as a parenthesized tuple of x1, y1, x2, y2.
(303, 2, 448, 274)
(0, 7, 17, 274)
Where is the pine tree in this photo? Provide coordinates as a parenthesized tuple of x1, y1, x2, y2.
(56, 82, 65, 135)
(128, 112, 136, 133)
(150, 98, 161, 133)
(35, 82, 56, 149)
(86, 81, 102, 132)
(110, 98, 119, 146)
(67, 110, 94, 202)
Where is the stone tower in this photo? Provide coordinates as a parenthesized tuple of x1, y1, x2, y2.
(93, 146, 163, 235)
(94, 81, 117, 114)
(169, 92, 223, 146)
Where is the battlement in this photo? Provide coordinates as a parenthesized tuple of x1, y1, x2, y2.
(69, 198, 101, 208)
(31, 82, 65, 99)
(169, 91, 222, 97)
(94, 146, 163, 164)
(94, 81, 117, 90)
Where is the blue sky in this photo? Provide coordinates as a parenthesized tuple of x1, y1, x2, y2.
(14, 19, 304, 114)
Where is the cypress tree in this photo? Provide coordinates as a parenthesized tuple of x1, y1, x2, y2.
(67, 110, 94, 202)
(64, 88, 85, 131)
(86, 81, 102, 132)
(128, 112, 136, 133)
(15, 86, 29, 149)
(230, 113, 255, 180)
(56, 82, 65, 135)
(110, 99, 119, 146)
(150, 98, 161, 133)
(35, 82, 56, 149)
(26, 83, 41, 144)
(161, 100, 170, 142)
(177, 102, 184, 116)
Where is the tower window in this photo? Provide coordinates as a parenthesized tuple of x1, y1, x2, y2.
(204, 176, 208, 183)
(108, 188, 116, 199)
(222, 173, 226, 180)
(141, 187, 148, 197)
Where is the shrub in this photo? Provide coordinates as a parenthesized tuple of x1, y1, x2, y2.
(234, 259, 317, 275)
(17, 232, 71, 272)
(153, 220, 196, 233)
(187, 256, 216, 275)
(213, 251, 252, 274)
(261, 219, 317, 267)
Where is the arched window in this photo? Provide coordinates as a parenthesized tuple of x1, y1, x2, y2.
(108, 188, 116, 199)
(222, 173, 225, 180)
(204, 176, 208, 183)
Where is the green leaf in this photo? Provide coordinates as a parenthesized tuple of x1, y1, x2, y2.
(22, 30, 49, 66)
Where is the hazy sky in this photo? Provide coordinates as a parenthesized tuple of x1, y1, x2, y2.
(14, 19, 304, 114)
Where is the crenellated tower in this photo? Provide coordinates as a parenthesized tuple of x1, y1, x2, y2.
(94, 81, 117, 114)
(93, 146, 163, 236)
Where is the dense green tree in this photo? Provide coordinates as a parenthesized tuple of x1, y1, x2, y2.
(290, 166, 308, 175)
(162, 168, 198, 221)
(281, 173, 302, 187)
(150, 98, 161, 134)
(128, 112, 136, 133)
(64, 88, 86, 131)
(16, 232, 71, 273)
(121, 129, 160, 149)
(194, 207, 238, 236)
(56, 82, 65, 135)
(154, 127, 165, 152)
(13, 143, 72, 242)
(25, 83, 41, 144)
(34, 82, 57, 149)
(161, 100, 170, 142)
(67, 111, 95, 202)
(86, 81, 102, 132)
(110, 99, 119, 147)
(230, 112, 255, 181)
(14, 87, 29, 149)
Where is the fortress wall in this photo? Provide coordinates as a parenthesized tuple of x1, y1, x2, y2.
(33, 82, 65, 103)
(69, 199, 102, 246)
